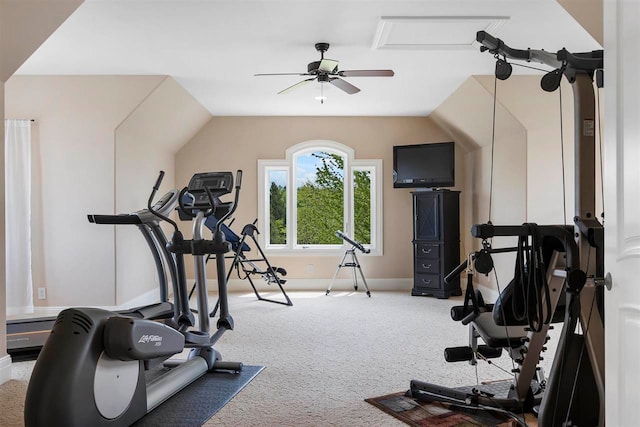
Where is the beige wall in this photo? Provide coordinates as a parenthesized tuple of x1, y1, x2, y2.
(5, 75, 165, 307)
(475, 76, 577, 225)
(114, 77, 211, 305)
(0, 0, 84, 81)
(0, 74, 589, 308)
(429, 74, 585, 296)
(431, 76, 528, 291)
(176, 116, 458, 286)
(0, 0, 84, 380)
(557, 0, 603, 46)
(6, 75, 212, 309)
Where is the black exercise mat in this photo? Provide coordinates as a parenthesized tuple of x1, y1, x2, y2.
(134, 365, 265, 427)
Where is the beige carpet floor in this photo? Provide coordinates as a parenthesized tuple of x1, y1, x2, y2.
(3, 290, 559, 426)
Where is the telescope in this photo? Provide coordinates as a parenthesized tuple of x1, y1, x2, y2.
(327, 231, 371, 297)
(336, 230, 370, 254)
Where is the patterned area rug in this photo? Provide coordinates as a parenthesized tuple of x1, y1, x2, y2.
(366, 391, 532, 427)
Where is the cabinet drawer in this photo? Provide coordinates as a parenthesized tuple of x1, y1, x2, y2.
(416, 243, 440, 259)
(416, 260, 440, 274)
(416, 243, 439, 259)
(414, 273, 441, 290)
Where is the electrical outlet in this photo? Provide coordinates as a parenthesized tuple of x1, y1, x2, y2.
(37, 287, 46, 300)
(306, 264, 314, 273)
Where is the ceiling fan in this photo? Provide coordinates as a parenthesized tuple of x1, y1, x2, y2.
(255, 42, 394, 96)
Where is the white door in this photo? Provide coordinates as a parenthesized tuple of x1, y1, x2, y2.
(604, 1, 640, 425)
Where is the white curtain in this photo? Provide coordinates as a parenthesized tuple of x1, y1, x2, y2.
(5, 119, 33, 315)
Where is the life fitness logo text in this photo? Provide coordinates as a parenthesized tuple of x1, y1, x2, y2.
(138, 335, 163, 346)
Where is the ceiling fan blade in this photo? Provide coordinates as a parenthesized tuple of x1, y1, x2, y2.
(319, 59, 339, 73)
(255, 73, 312, 76)
(277, 78, 316, 94)
(329, 78, 360, 95)
(338, 70, 395, 77)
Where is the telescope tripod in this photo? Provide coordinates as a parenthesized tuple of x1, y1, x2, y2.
(326, 247, 371, 297)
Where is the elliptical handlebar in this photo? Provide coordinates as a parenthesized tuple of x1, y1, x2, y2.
(153, 170, 165, 192)
(215, 170, 242, 235)
(235, 169, 243, 189)
(88, 214, 142, 225)
(148, 171, 179, 232)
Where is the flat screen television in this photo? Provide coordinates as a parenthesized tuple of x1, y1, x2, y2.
(393, 142, 455, 189)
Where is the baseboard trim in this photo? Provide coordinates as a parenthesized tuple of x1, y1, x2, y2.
(215, 278, 413, 293)
(27, 280, 413, 317)
(113, 288, 160, 311)
(33, 306, 65, 317)
(6, 305, 34, 316)
(0, 354, 12, 385)
(31, 288, 161, 316)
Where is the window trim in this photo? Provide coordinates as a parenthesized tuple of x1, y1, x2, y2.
(258, 140, 383, 256)
(261, 163, 289, 248)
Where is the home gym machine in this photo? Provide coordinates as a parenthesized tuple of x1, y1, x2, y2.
(408, 31, 604, 427)
(7, 188, 183, 359)
(24, 170, 244, 427)
(326, 230, 371, 297)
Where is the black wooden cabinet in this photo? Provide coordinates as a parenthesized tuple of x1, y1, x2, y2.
(411, 190, 462, 298)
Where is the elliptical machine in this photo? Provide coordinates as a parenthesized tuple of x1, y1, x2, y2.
(24, 170, 244, 427)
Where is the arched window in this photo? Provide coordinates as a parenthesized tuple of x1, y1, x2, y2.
(258, 140, 383, 255)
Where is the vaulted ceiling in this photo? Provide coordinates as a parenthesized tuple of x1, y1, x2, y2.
(18, 0, 601, 116)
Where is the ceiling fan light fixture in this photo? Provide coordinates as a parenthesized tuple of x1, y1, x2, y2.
(256, 42, 394, 97)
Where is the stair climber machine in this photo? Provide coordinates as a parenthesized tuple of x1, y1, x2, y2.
(24, 170, 244, 427)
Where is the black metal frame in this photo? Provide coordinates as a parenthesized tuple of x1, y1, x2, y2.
(205, 222, 292, 318)
(225, 223, 292, 307)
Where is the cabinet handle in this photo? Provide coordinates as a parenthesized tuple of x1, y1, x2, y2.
(422, 264, 431, 269)
(421, 248, 432, 254)
(422, 279, 432, 284)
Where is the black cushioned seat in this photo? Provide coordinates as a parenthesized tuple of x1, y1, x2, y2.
(472, 312, 528, 348)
